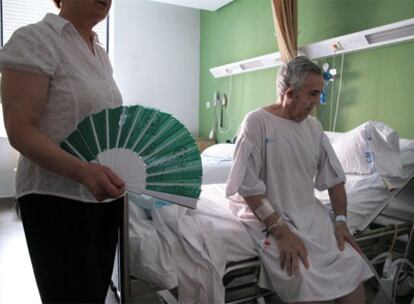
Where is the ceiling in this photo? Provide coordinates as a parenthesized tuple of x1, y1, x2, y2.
(146, 0, 234, 11)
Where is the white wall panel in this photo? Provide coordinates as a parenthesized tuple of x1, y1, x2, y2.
(111, 0, 200, 135)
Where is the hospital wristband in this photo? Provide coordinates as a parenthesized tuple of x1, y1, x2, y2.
(269, 217, 285, 230)
(253, 198, 275, 221)
(335, 215, 347, 223)
(265, 217, 286, 238)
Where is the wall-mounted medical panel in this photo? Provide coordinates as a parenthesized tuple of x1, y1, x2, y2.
(210, 17, 414, 78)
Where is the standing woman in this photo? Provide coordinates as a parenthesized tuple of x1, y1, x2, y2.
(0, 0, 125, 302)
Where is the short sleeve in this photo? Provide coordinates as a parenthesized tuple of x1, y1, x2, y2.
(226, 112, 267, 197)
(315, 132, 346, 191)
(0, 26, 58, 76)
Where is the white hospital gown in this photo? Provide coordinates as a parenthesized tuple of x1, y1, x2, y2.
(226, 109, 373, 302)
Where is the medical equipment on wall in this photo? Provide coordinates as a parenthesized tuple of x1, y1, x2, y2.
(206, 97, 217, 140)
(216, 92, 231, 134)
(210, 18, 414, 78)
(207, 75, 233, 140)
(319, 50, 345, 132)
(319, 62, 336, 105)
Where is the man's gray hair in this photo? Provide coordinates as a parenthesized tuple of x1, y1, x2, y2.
(277, 56, 322, 97)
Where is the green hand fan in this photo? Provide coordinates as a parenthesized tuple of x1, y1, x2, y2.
(61, 105, 202, 209)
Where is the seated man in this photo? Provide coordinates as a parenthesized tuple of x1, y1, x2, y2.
(226, 56, 373, 303)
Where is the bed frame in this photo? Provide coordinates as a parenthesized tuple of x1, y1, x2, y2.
(113, 193, 414, 303)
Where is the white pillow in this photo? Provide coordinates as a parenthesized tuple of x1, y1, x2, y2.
(400, 138, 414, 166)
(201, 158, 233, 184)
(201, 143, 235, 160)
(324, 131, 344, 144)
(331, 121, 402, 177)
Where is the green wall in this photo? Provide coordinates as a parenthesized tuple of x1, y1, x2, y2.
(200, 0, 414, 142)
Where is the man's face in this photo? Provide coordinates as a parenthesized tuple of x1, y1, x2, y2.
(286, 73, 324, 122)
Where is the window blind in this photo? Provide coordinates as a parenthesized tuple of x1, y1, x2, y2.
(2, 0, 108, 49)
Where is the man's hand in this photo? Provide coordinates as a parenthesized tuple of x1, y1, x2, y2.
(334, 222, 362, 254)
(271, 224, 309, 276)
(78, 163, 125, 201)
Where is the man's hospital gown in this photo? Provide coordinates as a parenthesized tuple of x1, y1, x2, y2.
(226, 109, 373, 302)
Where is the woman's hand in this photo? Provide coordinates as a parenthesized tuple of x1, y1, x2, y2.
(78, 162, 125, 201)
(271, 224, 309, 276)
(334, 222, 362, 254)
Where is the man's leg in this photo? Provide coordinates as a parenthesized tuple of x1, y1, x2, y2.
(335, 283, 365, 304)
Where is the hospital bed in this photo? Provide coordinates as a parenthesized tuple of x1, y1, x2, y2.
(113, 121, 414, 303)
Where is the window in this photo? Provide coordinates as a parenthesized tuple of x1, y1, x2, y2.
(1, 0, 109, 49)
(0, 0, 109, 138)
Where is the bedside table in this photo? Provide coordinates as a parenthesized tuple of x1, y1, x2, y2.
(195, 138, 216, 153)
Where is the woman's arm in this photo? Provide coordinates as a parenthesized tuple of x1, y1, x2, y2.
(1, 69, 124, 201)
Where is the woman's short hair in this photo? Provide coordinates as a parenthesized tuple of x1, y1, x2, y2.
(52, 0, 62, 9)
(277, 56, 322, 96)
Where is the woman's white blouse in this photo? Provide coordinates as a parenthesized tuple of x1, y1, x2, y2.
(0, 14, 123, 202)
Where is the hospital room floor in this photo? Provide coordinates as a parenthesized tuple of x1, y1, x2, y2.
(0, 198, 122, 304)
(0, 198, 411, 304)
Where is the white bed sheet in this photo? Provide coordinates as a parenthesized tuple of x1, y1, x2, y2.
(128, 169, 414, 299)
(189, 184, 257, 262)
(128, 183, 256, 275)
(127, 184, 256, 302)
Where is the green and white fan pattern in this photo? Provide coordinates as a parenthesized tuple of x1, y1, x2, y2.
(61, 105, 202, 208)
